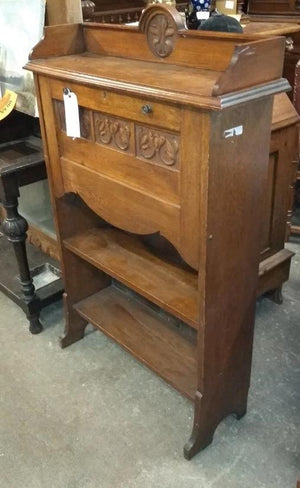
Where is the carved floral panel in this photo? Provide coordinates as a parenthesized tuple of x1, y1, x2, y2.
(79, 107, 92, 140)
(94, 111, 133, 153)
(135, 125, 180, 169)
(54, 102, 180, 170)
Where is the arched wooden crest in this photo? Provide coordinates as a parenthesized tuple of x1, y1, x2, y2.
(139, 4, 187, 58)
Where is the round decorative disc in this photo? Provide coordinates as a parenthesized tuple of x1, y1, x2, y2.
(147, 13, 177, 58)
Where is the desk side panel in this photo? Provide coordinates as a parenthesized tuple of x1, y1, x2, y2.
(185, 97, 274, 458)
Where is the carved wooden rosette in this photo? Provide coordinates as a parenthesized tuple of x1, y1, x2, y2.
(139, 4, 187, 58)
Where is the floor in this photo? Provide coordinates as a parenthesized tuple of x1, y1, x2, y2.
(0, 239, 299, 488)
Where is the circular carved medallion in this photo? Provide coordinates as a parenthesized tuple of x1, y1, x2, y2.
(139, 5, 187, 59)
(147, 13, 176, 58)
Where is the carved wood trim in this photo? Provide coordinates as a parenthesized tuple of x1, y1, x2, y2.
(94, 112, 133, 152)
(136, 125, 180, 168)
(54, 101, 181, 167)
(80, 107, 93, 140)
(139, 4, 186, 58)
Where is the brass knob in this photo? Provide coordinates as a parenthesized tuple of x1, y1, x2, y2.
(141, 104, 152, 114)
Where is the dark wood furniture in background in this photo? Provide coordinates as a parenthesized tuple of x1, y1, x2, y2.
(247, 0, 300, 17)
(291, 59, 300, 235)
(258, 93, 298, 302)
(88, 0, 145, 23)
(26, 4, 289, 457)
(243, 16, 300, 237)
(86, 0, 188, 23)
(0, 136, 62, 333)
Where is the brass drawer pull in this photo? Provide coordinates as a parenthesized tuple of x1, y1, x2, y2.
(141, 104, 152, 114)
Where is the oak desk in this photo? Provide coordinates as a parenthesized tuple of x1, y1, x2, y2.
(26, 5, 289, 457)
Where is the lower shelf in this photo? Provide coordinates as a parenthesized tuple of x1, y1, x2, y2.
(0, 230, 63, 308)
(74, 285, 197, 400)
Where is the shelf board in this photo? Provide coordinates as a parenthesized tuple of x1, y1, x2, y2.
(64, 227, 199, 329)
(74, 285, 197, 400)
(258, 248, 294, 277)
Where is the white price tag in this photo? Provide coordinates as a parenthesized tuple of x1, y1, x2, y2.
(63, 88, 81, 139)
(196, 11, 210, 20)
(225, 0, 235, 9)
(224, 125, 243, 138)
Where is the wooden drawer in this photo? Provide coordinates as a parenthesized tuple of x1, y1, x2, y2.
(50, 79, 181, 132)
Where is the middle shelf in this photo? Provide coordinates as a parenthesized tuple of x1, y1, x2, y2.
(63, 227, 199, 329)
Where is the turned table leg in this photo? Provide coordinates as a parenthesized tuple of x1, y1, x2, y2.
(0, 177, 43, 334)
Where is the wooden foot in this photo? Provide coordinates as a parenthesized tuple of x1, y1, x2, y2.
(29, 314, 43, 334)
(184, 429, 214, 460)
(60, 325, 87, 348)
(60, 293, 88, 348)
(183, 391, 216, 460)
(234, 404, 247, 420)
(184, 389, 248, 460)
(267, 286, 283, 305)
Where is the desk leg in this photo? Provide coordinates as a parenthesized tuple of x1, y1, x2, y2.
(1, 179, 43, 334)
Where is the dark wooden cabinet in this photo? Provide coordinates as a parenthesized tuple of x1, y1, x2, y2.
(88, 0, 188, 23)
(257, 93, 298, 299)
(26, 5, 289, 457)
(247, 0, 300, 16)
(87, 0, 146, 23)
(243, 21, 300, 238)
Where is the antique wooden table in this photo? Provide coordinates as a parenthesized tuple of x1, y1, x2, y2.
(0, 136, 63, 333)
